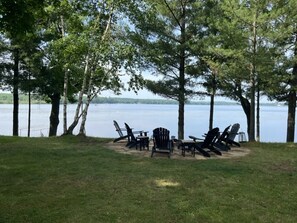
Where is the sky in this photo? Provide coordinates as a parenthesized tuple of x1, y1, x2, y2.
(99, 66, 281, 103)
(100, 71, 166, 100)
(100, 83, 238, 102)
(100, 78, 274, 103)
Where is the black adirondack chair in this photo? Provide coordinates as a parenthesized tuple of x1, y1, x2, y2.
(151, 127, 172, 158)
(221, 123, 241, 147)
(123, 123, 149, 150)
(124, 123, 141, 148)
(189, 127, 222, 157)
(113, 120, 128, 142)
(213, 125, 232, 151)
(113, 120, 143, 143)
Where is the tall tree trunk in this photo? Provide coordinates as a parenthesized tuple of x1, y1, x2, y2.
(59, 15, 69, 134)
(177, 6, 186, 139)
(209, 93, 214, 131)
(286, 35, 297, 142)
(249, 18, 257, 142)
(28, 88, 31, 137)
(178, 99, 185, 139)
(286, 65, 297, 143)
(249, 70, 256, 142)
(13, 48, 19, 136)
(62, 70, 68, 134)
(49, 93, 61, 137)
(286, 91, 296, 142)
(256, 85, 260, 142)
(178, 61, 185, 139)
(209, 72, 216, 131)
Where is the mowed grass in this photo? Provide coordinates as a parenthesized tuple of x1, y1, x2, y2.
(0, 136, 297, 223)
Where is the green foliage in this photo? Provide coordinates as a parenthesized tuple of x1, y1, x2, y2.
(0, 0, 44, 38)
(0, 0, 145, 104)
(0, 0, 45, 89)
(126, 0, 217, 138)
(126, 0, 210, 100)
(264, 0, 297, 101)
(208, 0, 276, 100)
(1, 137, 297, 222)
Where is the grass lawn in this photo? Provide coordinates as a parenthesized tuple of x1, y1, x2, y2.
(0, 136, 297, 223)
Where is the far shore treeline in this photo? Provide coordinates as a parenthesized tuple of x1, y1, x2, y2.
(0, 93, 281, 106)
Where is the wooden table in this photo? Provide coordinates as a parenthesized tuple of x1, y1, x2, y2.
(136, 136, 149, 150)
(178, 140, 196, 157)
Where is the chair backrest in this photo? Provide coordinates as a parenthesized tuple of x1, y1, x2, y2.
(217, 125, 231, 142)
(202, 127, 220, 146)
(153, 127, 170, 149)
(228, 123, 240, 141)
(114, 120, 124, 137)
(125, 123, 137, 141)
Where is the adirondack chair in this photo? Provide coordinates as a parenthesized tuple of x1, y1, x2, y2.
(151, 127, 172, 158)
(213, 125, 232, 151)
(124, 123, 149, 150)
(113, 120, 128, 142)
(113, 120, 143, 143)
(222, 123, 241, 147)
(189, 127, 222, 157)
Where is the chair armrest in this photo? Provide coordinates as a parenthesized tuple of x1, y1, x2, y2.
(189, 135, 203, 141)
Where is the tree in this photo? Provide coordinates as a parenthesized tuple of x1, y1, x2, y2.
(0, 0, 45, 136)
(126, 0, 211, 139)
(51, 0, 144, 136)
(40, 0, 85, 136)
(208, 0, 275, 141)
(0, 0, 83, 137)
(265, 0, 297, 142)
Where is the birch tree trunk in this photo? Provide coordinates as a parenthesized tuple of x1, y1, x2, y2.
(59, 15, 69, 134)
(79, 95, 92, 135)
(62, 69, 68, 134)
(66, 54, 90, 135)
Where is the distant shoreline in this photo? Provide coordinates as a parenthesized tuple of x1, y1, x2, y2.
(0, 93, 283, 106)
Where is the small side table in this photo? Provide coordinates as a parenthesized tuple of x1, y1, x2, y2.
(178, 140, 196, 157)
(137, 136, 149, 150)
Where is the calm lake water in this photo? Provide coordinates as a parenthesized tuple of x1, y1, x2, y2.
(0, 103, 292, 142)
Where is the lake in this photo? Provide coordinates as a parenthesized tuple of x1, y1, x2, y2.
(0, 103, 292, 142)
